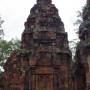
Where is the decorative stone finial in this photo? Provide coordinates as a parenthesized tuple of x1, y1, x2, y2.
(37, 0, 52, 5)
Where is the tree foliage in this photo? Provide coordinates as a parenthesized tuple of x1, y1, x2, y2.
(0, 17, 4, 39)
(69, 39, 79, 60)
(0, 16, 20, 68)
(0, 39, 20, 67)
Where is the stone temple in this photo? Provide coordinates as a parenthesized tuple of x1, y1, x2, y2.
(74, 0, 90, 89)
(0, 0, 90, 90)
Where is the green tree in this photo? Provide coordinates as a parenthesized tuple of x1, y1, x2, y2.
(0, 16, 4, 39)
(0, 39, 20, 69)
(69, 39, 79, 61)
(0, 16, 20, 73)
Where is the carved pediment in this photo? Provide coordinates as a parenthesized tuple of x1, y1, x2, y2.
(36, 52, 53, 66)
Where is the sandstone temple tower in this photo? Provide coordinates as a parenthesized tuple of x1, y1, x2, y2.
(74, 0, 90, 90)
(1, 0, 72, 90)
